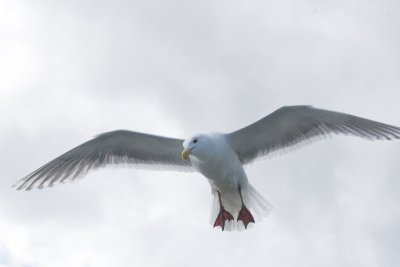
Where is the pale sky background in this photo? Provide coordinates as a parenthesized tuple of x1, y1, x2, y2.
(1, 0, 400, 266)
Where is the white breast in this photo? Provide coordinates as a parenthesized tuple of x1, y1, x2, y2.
(190, 133, 248, 192)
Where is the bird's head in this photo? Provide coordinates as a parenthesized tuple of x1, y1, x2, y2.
(181, 134, 212, 161)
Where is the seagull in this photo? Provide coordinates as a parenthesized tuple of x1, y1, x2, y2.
(14, 106, 400, 231)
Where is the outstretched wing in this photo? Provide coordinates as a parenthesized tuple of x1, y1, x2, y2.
(15, 130, 192, 190)
(227, 106, 400, 164)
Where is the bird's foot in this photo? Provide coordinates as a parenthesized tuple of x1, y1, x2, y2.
(237, 205, 255, 229)
(213, 208, 234, 231)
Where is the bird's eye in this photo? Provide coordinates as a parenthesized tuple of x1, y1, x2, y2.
(193, 139, 198, 144)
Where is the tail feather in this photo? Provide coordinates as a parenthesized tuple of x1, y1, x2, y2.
(210, 184, 273, 231)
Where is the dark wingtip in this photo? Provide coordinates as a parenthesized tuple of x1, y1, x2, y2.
(12, 178, 33, 191)
(12, 180, 24, 190)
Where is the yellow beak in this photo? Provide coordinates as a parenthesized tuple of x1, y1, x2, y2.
(181, 148, 191, 160)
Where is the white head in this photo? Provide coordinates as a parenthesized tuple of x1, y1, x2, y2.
(181, 134, 214, 161)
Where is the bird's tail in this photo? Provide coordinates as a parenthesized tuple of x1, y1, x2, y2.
(210, 184, 273, 231)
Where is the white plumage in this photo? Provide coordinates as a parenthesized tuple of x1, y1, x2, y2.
(14, 106, 400, 231)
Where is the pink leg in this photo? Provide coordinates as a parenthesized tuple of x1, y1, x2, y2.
(237, 186, 255, 229)
(213, 191, 234, 231)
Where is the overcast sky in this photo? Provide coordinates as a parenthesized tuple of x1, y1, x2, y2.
(1, 0, 400, 266)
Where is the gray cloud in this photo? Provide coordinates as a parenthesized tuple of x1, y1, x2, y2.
(1, 0, 400, 266)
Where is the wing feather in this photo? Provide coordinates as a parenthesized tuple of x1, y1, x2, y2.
(227, 106, 400, 164)
(15, 130, 192, 190)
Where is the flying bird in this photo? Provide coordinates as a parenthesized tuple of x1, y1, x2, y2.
(14, 106, 400, 231)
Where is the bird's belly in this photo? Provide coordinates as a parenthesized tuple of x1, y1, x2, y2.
(192, 158, 248, 192)
(207, 175, 242, 192)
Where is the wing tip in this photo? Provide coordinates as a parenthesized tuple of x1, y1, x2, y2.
(12, 178, 27, 191)
(12, 184, 30, 191)
(12, 176, 44, 191)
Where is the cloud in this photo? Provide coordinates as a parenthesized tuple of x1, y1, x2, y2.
(1, 0, 400, 266)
